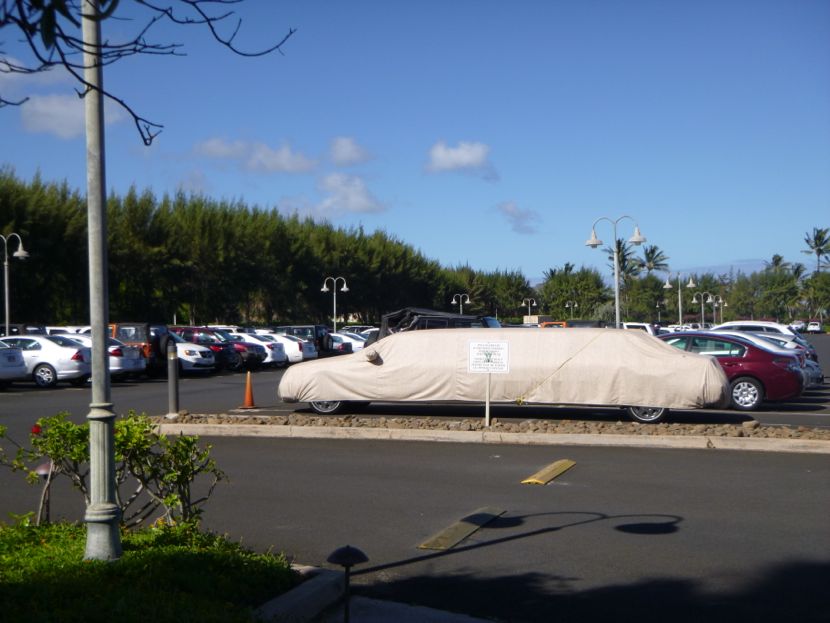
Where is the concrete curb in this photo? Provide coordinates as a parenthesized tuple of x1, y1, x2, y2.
(256, 565, 343, 623)
(157, 423, 830, 454)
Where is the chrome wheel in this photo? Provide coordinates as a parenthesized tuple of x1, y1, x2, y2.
(730, 377, 763, 411)
(626, 406, 668, 423)
(33, 364, 57, 388)
(310, 400, 344, 415)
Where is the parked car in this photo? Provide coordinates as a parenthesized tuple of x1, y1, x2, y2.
(659, 332, 803, 411)
(65, 334, 146, 380)
(169, 327, 242, 371)
(337, 331, 368, 351)
(278, 327, 730, 423)
(328, 333, 354, 354)
(208, 328, 268, 369)
(622, 322, 658, 336)
(0, 341, 27, 388)
(168, 332, 216, 373)
(109, 323, 164, 374)
(256, 331, 318, 363)
(806, 321, 824, 334)
(225, 331, 287, 367)
(272, 325, 338, 355)
(0, 335, 92, 388)
(697, 330, 816, 390)
(0, 323, 47, 337)
(711, 320, 799, 338)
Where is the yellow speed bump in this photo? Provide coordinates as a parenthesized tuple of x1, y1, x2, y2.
(521, 459, 576, 485)
(418, 507, 506, 550)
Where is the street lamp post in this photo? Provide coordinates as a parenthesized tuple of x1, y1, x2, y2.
(712, 295, 727, 325)
(565, 300, 578, 319)
(321, 277, 349, 333)
(691, 291, 714, 327)
(451, 293, 470, 314)
(521, 297, 536, 318)
(663, 273, 697, 326)
(1, 233, 29, 337)
(586, 216, 646, 329)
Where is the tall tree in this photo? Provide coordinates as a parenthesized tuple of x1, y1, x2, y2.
(802, 227, 830, 274)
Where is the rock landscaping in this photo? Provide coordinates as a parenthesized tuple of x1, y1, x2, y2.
(157, 411, 830, 441)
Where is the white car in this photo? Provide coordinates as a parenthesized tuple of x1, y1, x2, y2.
(0, 341, 28, 387)
(711, 320, 799, 338)
(167, 332, 216, 373)
(227, 331, 287, 367)
(65, 334, 147, 379)
(0, 335, 92, 388)
(806, 321, 823, 334)
(336, 331, 367, 351)
(255, 331, 317, 362)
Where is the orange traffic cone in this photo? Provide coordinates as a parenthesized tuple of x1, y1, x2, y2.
(240, 371, 256, 409)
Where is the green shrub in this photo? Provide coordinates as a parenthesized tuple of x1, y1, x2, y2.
(0, 411, 225, 527)
(0, 521, 296, 623)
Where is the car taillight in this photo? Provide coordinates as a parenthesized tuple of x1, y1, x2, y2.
(110, 347, 123, 357)
(71, 351, 84, 361)
(267, 344, 275, 351)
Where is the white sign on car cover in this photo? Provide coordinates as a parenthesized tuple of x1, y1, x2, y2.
(468, 341, 509, 374)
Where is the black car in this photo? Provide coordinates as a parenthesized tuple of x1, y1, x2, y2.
(372, 307, 501, 342)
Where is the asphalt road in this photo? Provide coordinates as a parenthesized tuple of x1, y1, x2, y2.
(3, 436, 827, 622)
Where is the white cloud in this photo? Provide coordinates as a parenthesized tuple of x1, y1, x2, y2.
(426, 140, 498, 180)
(194, 138, 316, 173)
(329, 136, 371, 166)
(497, 201, 541, 235)
(317, 173, 385, 215)
(19, 93, 125, 139)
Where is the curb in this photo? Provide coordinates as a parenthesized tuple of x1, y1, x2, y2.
(157, 423, 830, 454)
(256, 565, 343, 623)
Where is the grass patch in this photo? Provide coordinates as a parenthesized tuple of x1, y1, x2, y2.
(0, 521, 297, 623)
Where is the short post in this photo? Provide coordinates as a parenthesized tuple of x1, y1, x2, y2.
(166, 341, 179, 419)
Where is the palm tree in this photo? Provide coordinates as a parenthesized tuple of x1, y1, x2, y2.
(605, 239, 641, 283)
(802, 227, 830, 274)
(639, 245, 669, 275)
(764, 254, 791, 273)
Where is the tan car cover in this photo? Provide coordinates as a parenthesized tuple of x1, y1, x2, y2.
(278, 328, 730, 410)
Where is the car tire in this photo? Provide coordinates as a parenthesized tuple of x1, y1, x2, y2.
(730, 377, 764, 411)
(33, 364, 58, 388)
(68, 375, 89, 387)
(310, 400, 346, 415)
(226, 352, 244, 372)
(626, 406, 668, 423)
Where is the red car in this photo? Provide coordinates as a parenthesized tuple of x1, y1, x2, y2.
(659, 332, 803, 411)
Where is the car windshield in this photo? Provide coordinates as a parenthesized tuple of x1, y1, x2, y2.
(169, 332, 185, 343)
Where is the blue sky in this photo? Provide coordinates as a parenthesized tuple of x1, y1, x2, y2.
(1, 0, 828, 283)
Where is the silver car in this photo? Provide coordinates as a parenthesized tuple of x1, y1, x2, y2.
(64, 334, 147, 380)
(0, 335, 92, 388)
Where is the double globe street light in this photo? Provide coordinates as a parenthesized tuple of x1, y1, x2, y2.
(321, 277, 349, 332)
(586, 216, 646, 329)
(1, 233, 29, 337)
(451, 293, 470, 314)
(521, 297, 536, 318)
